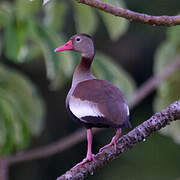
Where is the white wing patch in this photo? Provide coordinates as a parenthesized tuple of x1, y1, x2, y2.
(69, 96, 104, 119)
(124, 103, 130, 116)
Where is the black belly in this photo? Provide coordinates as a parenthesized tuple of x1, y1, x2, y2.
(66, 105, 131, 129)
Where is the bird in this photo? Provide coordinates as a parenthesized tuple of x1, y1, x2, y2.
(55, 33, 131, 167)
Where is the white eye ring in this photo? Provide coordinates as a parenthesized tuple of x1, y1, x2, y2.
(76, 36, 81, 42)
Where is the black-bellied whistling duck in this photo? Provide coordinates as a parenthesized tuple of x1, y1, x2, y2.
(55, 34, 131, 167)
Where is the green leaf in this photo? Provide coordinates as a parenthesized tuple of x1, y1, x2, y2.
(153, 37, 180, 144)
(0, 64, 45, 155)
(0, 99, 14, 155)
(15, 0, 41, 19)
(99, 0, 129, 41)
(0, 2, 13, 27)
(167, 26, 180, 47)
(93, 53, 136, 102)
(9, 19, 75, 88)
(27, 22, 76, 88)
(36, 25, 75, 82)
(4, 19, 28, 62)
(50, 50, 77, 90)
(43, 0, 67, 31)
(73, 1, 98, 34)
(19, 19, 42, 62)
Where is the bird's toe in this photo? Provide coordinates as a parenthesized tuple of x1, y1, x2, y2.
(72, 153, 95, 169)
(99, 136, 117, 152)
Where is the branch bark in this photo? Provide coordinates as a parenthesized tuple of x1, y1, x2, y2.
(57, 100, 180, 180)
(75, 0, 180, 26)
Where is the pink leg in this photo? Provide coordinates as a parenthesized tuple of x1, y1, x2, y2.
(99, 128, 121, 152)
(73, 129, 95, 168)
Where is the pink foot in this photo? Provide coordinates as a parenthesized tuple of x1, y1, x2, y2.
(99, 136, 117, 152)
(72, 153, 96, 169)
(99, 129, 121, 152)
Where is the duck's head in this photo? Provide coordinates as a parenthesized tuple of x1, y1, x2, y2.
(55, 33, 95, 59)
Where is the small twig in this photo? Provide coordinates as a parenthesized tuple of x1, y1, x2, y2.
(75, 0, 180, 26)
(57, 100, 180, 180)
(6, 128, 98, 164)
(0, 158, 8, 180)
(130, 57, 180, 108)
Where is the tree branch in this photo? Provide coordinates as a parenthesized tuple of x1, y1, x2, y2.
(129, 57, 180, 108)
(75, 0, 180, 26)
(57, 100, 180, 180)
(6, 128, 99, 164)
(0, 158, 8, 180)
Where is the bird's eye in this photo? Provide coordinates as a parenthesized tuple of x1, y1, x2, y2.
(76, 37, 81, 42)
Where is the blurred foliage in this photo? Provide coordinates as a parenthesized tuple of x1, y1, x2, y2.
(1, 0, 131, 85)
(154, 26, 180, 144)
(0, 64, 44, 155)
(98, 0, 128, 40)
(0, 0, 135, 155)
(72, 2, 98, 34)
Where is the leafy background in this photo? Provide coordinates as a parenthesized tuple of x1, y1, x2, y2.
(0, 0, 180, 179)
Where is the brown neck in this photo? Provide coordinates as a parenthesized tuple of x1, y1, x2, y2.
(77, 56, 93, 71)
(72, 56, 95, 86)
